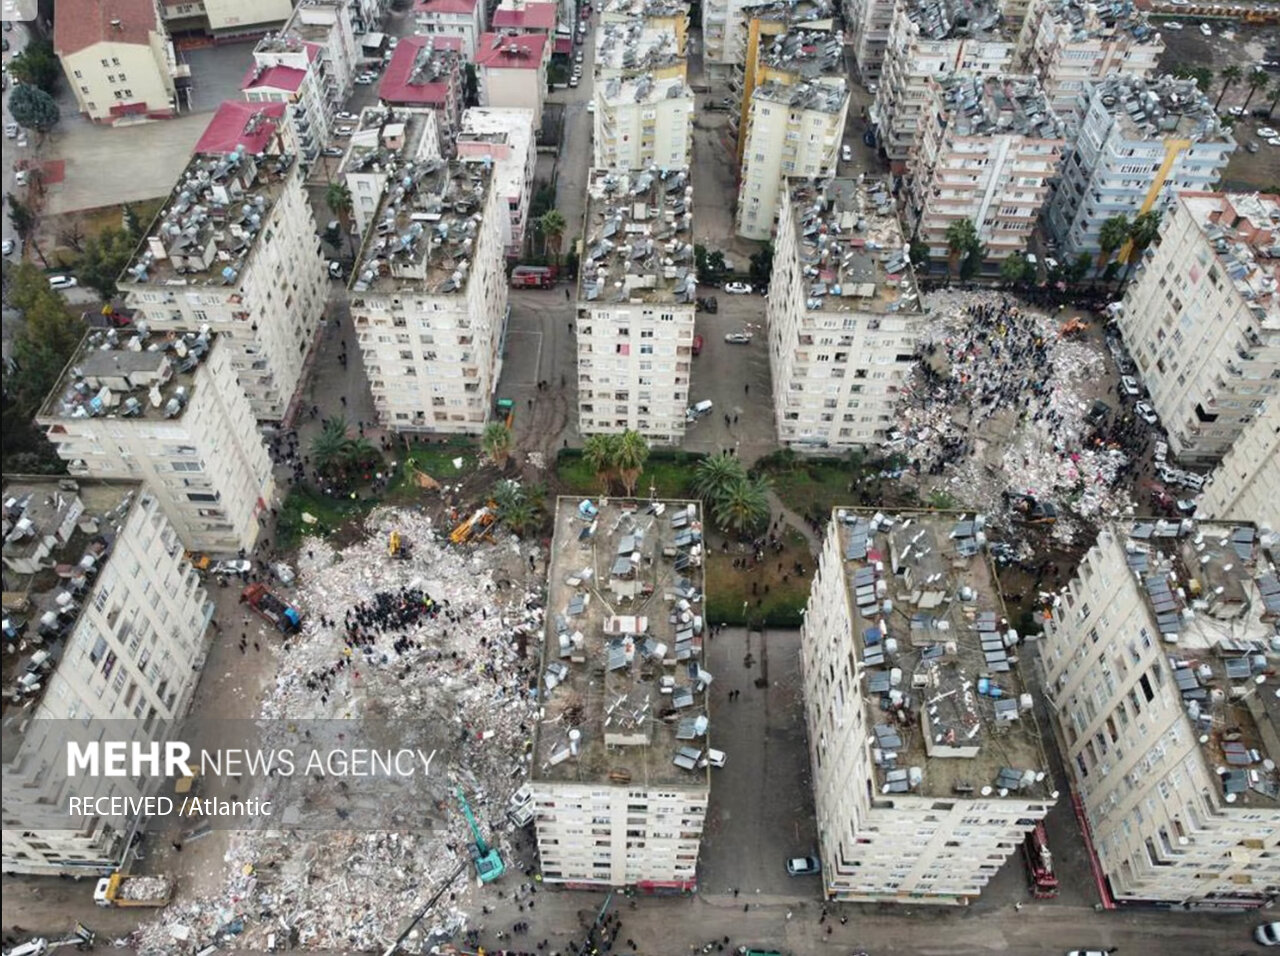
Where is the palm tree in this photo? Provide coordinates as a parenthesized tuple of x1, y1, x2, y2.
(312, 417, 353, 478)
(326, 182, 355, 257)
(944, 219, 980, 278)
(1121, 210, 1163, 286)
(1243, 70, 1271, 112)
(538, 209, 567, 265)
(1268, 81, 1280, 117)
(582, 433, 620, 492)
(1096, 214, 1130, 271)
(613, 430, 649, 497)
(999, 252, 1033, 286)
(345, 436, 380, 472)
(690, 452, 747, 503)
(1216, 65, 1243, 110)
(481, 422, 513, 469)
(493, 479, 540, 537)
(712, 475, 773, 536)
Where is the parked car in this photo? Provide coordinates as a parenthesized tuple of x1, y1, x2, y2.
(48, 275, 78, 290)
(1135, 401, 1159, 425)
(1248, 141, 1262, 153)
(723, 281, 752, 294)
(1268, 137, 1280, 147)
(841, 144, 852, 162)
(569, 75, 579, 87)
(1228, 105, 1246, 115)
(575, 51, 584, 63)
(1256, 921, 1280, 946)
(335, 111, 358, 122)
(786, 856, 820, 876)
(213, 559, 252, 576)
(14, 169, 28, 186)
(692, 334, 704, 356)
(1163, 20, 1183, 28)
(354, 73, 377, 85)
(724, 331, 753, 344)
(698, 748, 726, 768)
(695, 296, 718, 313)
(866, 82, 878, 94)
(387, 36, 398, 47)
(686, 399, 713, 421)
(1260, 126, 1279, 138)
(335, 125, 355, 136)
(4, 121, 17, 139)
(1120, 375, 1140, 396)
(322, 146, 344, 157)
(1176, 499, 1198, 515)
(2, 238, 14, 256)
(328, 260, 346, 279)
(586, 100, 595, 113)
(1200, 22, 1212, 35)
(1154, 440, 1168, 463)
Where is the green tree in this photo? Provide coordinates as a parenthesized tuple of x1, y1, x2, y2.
(1216, 65, 1243, 110)
(74, 226, 137, 299)
(690, 452, 747, 503)
(694, 243, 708, 280)
(1121, 210, 1163, 285)
(749, 244, 774, 286)
(1097, 214, 1130, 271)
(1067, 252, 1093, 284)
(706, 250, 726, 279)
(325, 182, 355, 257)
(613, 429, 649, 497)
(312, 417, 354, 478)
(493, 478, 542, 537)
(909, 238, 932, 270)
(538, 209, 567, 265)
(8, 84, 61, 134)
(712, 475, 772, 536)
(1000, 252, 1034, 286)
(6, 39, 60, 94)
(944, 219, 982, 278)
(7, 194, 36, 243)
(1269, 81, 1280, 117)
(1243, 70, 1271, 112)
(582, 433, 620, 492)
(122, 203, 145, 242)
(346, 436, 380, 472)
(463, 63, 480, 108)
(481, 421, 513, 469)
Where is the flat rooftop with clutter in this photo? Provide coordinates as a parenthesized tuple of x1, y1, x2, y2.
(595, 20, 685, 73)
(120, 146, 298, 286)
(39, 327, 218, 423)
(935, 75, 1064, 139)
(740, 0, 836, 27)
(379, 35, 463, 107)
(597, 0, 690, 20)
(255, 30, 323, 58)
(833, 509, 1055, 801)
(534, 498, 712, 786)
(350, 158, 495, 294)
(339, 106, 440, 175)
(757, 28, 844, 77)
(753, 76, 847, 114)
(903, 0, 1010, 41)
(1087, 74, 1231, 142)
(1177, 192, 1280, 331)
(1109, 518, 1280, 807)
(579, 167, 696, 306)
(598, 72, 690, 106)
(1033, 0, 1158, 41)
(786, 177, 922, 316)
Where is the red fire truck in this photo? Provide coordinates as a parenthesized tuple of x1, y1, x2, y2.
(510, 265, 557, 289)
(1023, 822, 1059, 898)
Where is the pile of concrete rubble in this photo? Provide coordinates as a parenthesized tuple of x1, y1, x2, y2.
(133, 509, 544, 954)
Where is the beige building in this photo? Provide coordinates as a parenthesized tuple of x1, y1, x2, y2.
(768, 179, 922, 451)
(205, 0, 294, 37)
(1117, 191, 1280, 464)
(340, 106, 442, 238)
(474, 32, 550, 130)
(279, 0, 361, 119)
(803, 509, 1057, 904)
(55, 0, 187, 124)
(703, 0, 832, 78)
(846, 0, 896, 81)
(1198, 400, 1280, 531)
(413, 0, 488, 59)
(594, 74, 693, 170)
(576, 167, 697, 442)
(530, 497, 710, 890)
(349, 160, 509, 434)
(117, 128, 327, 423)
(37, 330, 275, 554)
(907, 76, 1065, 263)
(1, 479, 214, 874)
(457, 107, 537, 257)
(243, 35, 330, 163)
(1040, 519, 1280, 906)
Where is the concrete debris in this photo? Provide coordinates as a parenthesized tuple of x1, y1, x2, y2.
(118, 876, 175, 901)
(131, 508, 545, 954)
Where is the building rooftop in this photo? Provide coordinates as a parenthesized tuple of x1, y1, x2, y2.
(595, 20, 685, 74)
(1, 479, 144, 729)
(757, 28, 844, 76)
(833, 509, 1055, 801)
(54, 0, 158, 57)
(533, 497, 712, 786)
(40, 327, 220, 423)
(786, 178, 923, 316)
(120, 146, 298, 286)
(350, 159, 495, 295)
(340, 106, 441, 177)
(742, 0, 836, 26)
(597, 0, 690, 19)
(242, 64, 307, 93)
(1087, 74, 1231, 144)
(474, 32, 548, 69)
(457, 108, 535, 201)
(579, 167, 696, 305)
(904, 0, 1009, 42)
(492, 0, 558, 31)
(1179, 192, 1280, 332)
(754, 75, 847, 114)
(1034, 0, 1158, 44)
(379, 35, 462, 107)
(414, 0, 481, 15)
(598, 72, 691, 106)
(254, 31, 323, 60)
(279, 1, 347, 44)
(1106, 519, 1280, 807)
(194, 100, 288, 155)
(937, 75, 1064, 140)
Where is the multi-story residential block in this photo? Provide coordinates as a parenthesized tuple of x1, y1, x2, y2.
(279, 0, 361, 118)
(457, 108, 537, 257)
(156, 0, 295, 39)
(703, 0, 831, 78)
(55, 0, 187, 124)
(349, 161, 509, 434)
(413, 0, 488, 59)
(907, 76, 1065, 263)
(768, 179, 922, 450)
(1045, 75, 1236, 261)
(596, 0, 688, 46)
(846, 0, 897, 81)
(1117, 191, 1280, 464)
(474, 33, 550, 130)
(1, 479, 214, 874)
(340, 107, 442, 238)
(736, 77, 848, 240)
(576, 168, 697, 442)
(1198, 400, 1280, 531)
(1040, 519, 1280, 907)
(243, 36, 329, 162)
(873, 0, 1015, 175)
(803, 509, 1057, 904)
(117, 131, 327, 423)
(492, 0, 558, 33)
(379, 35, 466, 153)
(1014, 0, 1162, 125)
(530, 497, 710, 891)
(731, 25, 841, 159)
(37, 330, 275, 553)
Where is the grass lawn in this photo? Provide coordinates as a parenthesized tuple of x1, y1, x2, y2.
(759, 459, 859, 521)
(275, 485, 378, 549)
(703, 528, 812, 628)
(555, 456, 698, 500)
(385, 438, 480, 500)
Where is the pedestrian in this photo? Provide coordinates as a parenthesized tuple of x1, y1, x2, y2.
(733, 887, 739, 897)
(744, 383, 750, 395)
(172, 841, 183, 851)
(839, 916, 847, 925)
(743, 904, 749, 912)
(565, 288, 571, 300)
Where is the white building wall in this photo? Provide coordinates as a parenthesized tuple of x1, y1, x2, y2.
(458, 108, 536, 257)
(60, 37, 178, 123)
(478, 64, 546, 129)
(848, 0, 898, 81)
(205, 0, 294, 33)
(414, 3, 486, 59)
(594, 87, 693, 170)
(1198, 400, 1280, 530)
(292, 1, 361, 111)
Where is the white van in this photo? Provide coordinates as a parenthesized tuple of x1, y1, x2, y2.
(686, 400, 713, 421)
(699, 748, 727, 768)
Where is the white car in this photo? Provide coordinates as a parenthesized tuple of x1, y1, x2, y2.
(866, 82, 878, 94)
(1154, 440, 1168, 463)
(1228, 106, 1246, 116)
(1135, 401, 1159, 425)
(2, 238, 14, 256)
(15, 169, 29, 186)
(387, 36, 398, 48)
(1200, 22, 1212, 35)
(1120, 375, 1140, 396)
(335, 111, 358, 122)
(698, 748, 726, 768)
(335, 125, 355, 136)
(724, 331, 753, 344)
(569, 75, 579, 87)
(1256, 921, 1280, 946)
(4, 121, 16, 138)
(213, 559, 252, 576)
(723, 281, 752, 294)
(587, 100, 595, 113)
(354, 74, 377, 85)
(1268, 137, 1280, 147)
(575, 51, 584, 63)
(1163, 20, 1183, 29)
(840, 144, 852, 162)
(48, 275, 78, 290)
(1260, 126, 1279, 138)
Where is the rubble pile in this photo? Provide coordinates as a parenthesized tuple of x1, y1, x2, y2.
(133, 508, 545, 954)
(118, 876, 174, 901)
(896, 291, 1136, 538)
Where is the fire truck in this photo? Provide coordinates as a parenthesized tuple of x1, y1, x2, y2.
(510, 265, 557, 289)
(1023, 822, 1059, 898)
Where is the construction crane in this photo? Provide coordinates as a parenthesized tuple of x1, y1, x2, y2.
(456, 787, 505, 883)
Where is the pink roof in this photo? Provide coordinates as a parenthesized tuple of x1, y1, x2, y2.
(414, 0, 478, 14)
(55, 0, 157, 57)
(492, 1, 557, 31)
(475, 33, 548, 69)
(379, 36, 456, 106)
(195, 100, 287, 155)
(242, 64, 307, 93)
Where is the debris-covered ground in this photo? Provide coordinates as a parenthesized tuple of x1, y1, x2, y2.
(132, 508, 545, 954)
(894, 291, 1140, 545)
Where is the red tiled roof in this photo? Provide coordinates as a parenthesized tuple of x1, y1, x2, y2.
(241, 64, 307, 93)
(55, 0, 159, 57)
(414, 0, 478, 14)
(475, 32, 548, 69)
(492, 1, 557, 31)
(379, 36, 456, 106)
(553, 36, 572, 54)
(195, 100, 287, 154)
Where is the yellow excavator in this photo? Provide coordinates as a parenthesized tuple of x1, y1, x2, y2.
(450, 502, 497, 545)
(389, 530, 411, 559)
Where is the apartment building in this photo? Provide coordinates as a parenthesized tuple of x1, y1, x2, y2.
(1, 479, 214, 874)
(907, 76, 1065, 264)
(703, 0, 832, 78)
(457, 107, 537, 257)
(736, 77, 848, 241)
(349, 160, 509, 434)
(379, 36, 465, 153)
(492, 0, 558, 33)
(530, 497, 711, 891)
(474, 33, 550, 130)
(732, 26, 842, 160)
(768, 179, 922, 451)
(279, 0, 361, 117)
(339, 107, 442, 238)
(802, 510, 1057, 904)
(576, 168, 697, 442)
(596, 0, 688, 50)
(413, 0, 487, 59)
(1040, 519, 1280, 907)
(873, 0, 1015, 175)
(117, 133, 327, 423)
(1198, 400, 1280, 531)
(1116, 191, 1280, 464)
(1014, 0, 1163, 125)
(55, 0, 186, 124)
(847, 0, 897, 81)
(1045, 75, 1236, 261)
(156, 0, 295, 39)
(243, 37, 329, 162)
(36, 330, 275, 553)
